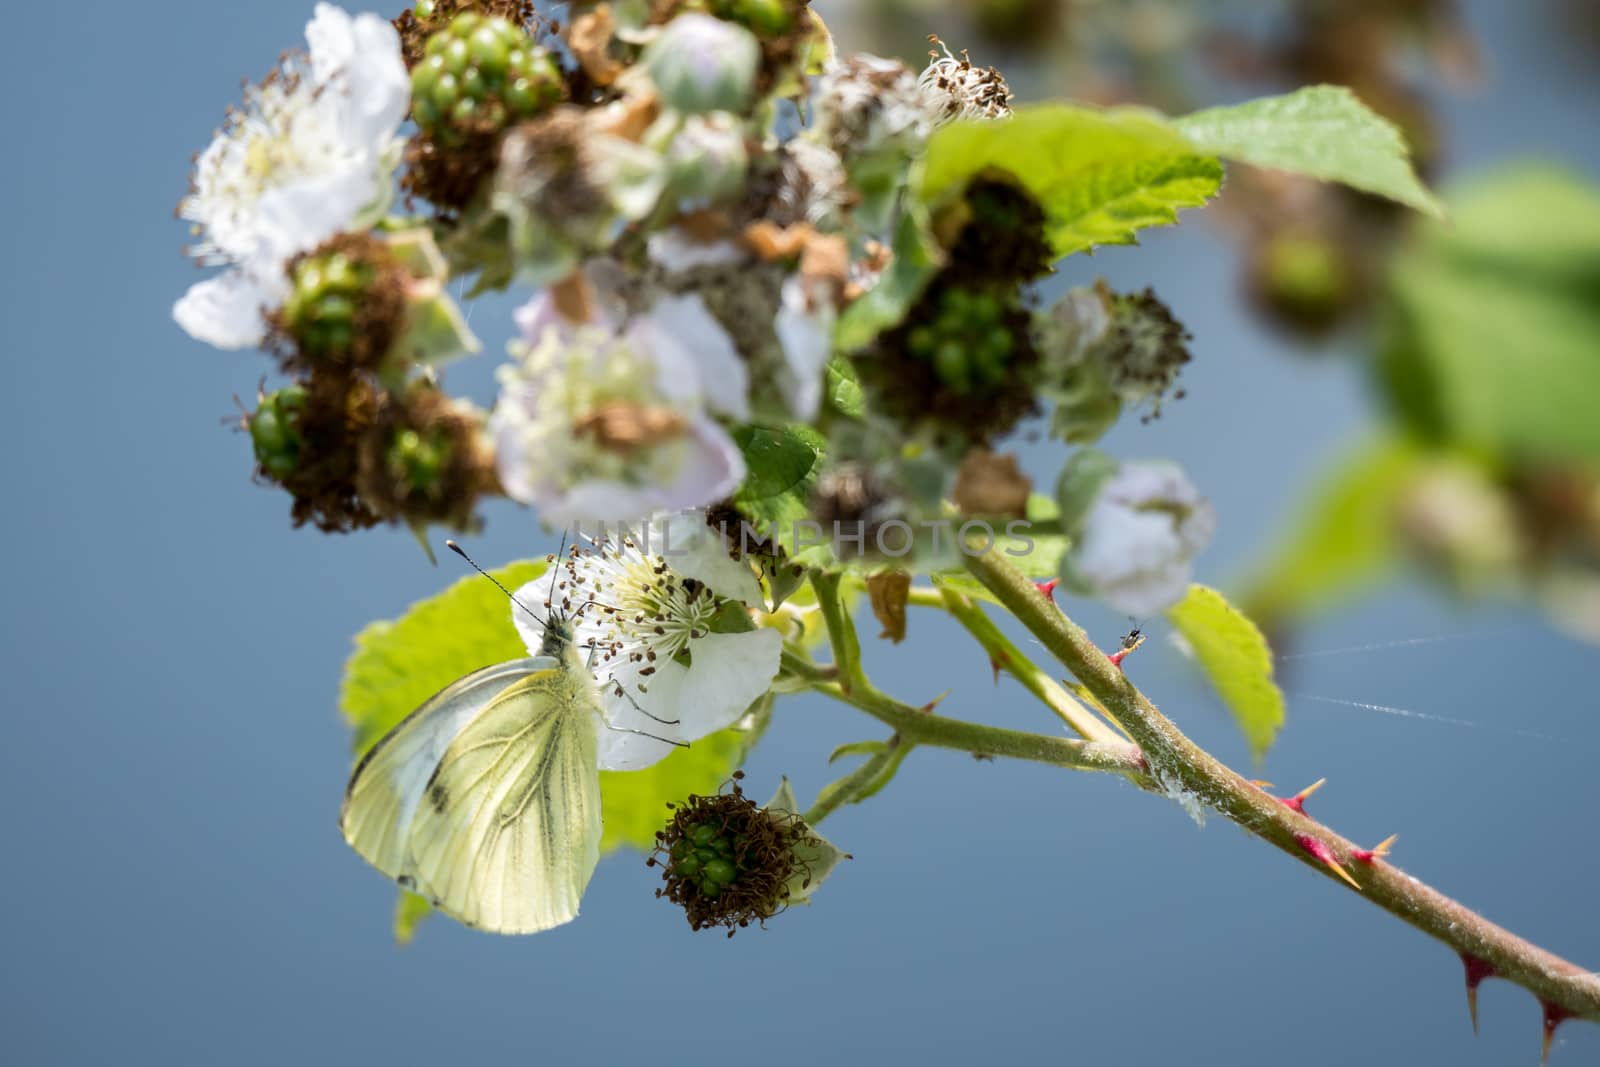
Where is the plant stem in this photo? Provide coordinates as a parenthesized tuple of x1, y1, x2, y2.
(931, 579, 1123, 745)
(963, 547, 1600, 1026)
(810, 570, 866, 693)
(803, 736, 907, 826)
(805, 571, 1146, 777)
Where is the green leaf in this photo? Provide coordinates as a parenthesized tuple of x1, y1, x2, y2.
(919, 103, 1224, 258)
(1165, 584, 1286, 762)
(1238, 435, 1424, 626)
(1174, 85, 1442, 217)
(394, 891, 432, 945)
(828, 740, 887, 764)
(826, 357, 866, 417)
(832, 204, 944, 353)
(596, 730, 747, 852)
(731, 424, 827, 531)
(732, 424, 825, 510)
(1378, 166, 1600, 462)
(339, 560, 752, 937)
(341, 560, 548, 758)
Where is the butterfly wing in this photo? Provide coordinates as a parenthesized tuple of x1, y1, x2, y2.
(403, 664, 603, 934)
(340, 658, 556, 886)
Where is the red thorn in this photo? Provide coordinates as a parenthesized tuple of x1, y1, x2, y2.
(920, 689, 951, 714)
(1250, 779, 1275, 791)
(1294, 833, 1361, 890)
(1541, 999, 1575, 1064)
(1277, 777, 1327, 814)
(1353, 834, 1397, 865)
(989, 654, 1005, 685)
(1036, 579, 1059, 603)
(1461, 954, 1496, 1036)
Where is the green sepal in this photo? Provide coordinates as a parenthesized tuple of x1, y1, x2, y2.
(765, 778, 850, 906)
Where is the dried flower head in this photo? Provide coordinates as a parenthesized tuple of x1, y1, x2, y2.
(648, 772, 812, 936)
(919, 36, 1013, 125)
(1098, 286, 1193, 423)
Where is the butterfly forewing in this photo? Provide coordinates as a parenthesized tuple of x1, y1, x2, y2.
(403, 662, 602, 934)
(341, 658, 557, 880)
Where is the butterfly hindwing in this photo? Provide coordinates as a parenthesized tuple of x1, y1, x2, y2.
(403, 659, 603, 934)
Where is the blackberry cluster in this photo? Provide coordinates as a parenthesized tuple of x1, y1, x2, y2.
(409, 13, 563, 140)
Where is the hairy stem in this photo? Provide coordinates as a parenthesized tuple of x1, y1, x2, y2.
(963, 547, 1600, 1025)
(803, 735, 908, 826)
(783, 648, 1147, 778)
(930, 579, 1123, 745)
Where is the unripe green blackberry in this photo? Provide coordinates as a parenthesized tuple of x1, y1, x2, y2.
(279, 251, 374, 357)
(386, 428, 449, 495)
(649, 773, 820, 935)
(410, 13, 562, 140)
(905, 286, 1015, 395)
(709, 0, 794, 37)
(249, 385, 308, 480)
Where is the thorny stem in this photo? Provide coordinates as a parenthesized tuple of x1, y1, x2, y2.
(929, 579, 1123, 746)
(961, 547, 1600, 1028)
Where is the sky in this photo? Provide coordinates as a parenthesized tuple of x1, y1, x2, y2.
(2, 1, 1598, 1064)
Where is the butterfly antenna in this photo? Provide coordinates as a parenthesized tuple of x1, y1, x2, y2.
(545, 530, 569, 613)
(445, 540, 547, 627)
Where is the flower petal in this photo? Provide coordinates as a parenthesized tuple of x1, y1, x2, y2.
(253, 164, 383, 262)
(173, 271, 275, 349)
(593, 628, 779, 771)
(522, 415, 746, 526)
(671, 629, 782, 741)
(631, 294, 749, 420)
(775, 276, 834, 420)
(307, 4, 410, 151)
(509, 576, 553, 655)
(593, 658, 690, 770)
(651, 512, 765, 606)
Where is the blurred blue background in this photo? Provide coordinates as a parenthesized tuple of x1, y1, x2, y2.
(2, 1, 1597, 1064)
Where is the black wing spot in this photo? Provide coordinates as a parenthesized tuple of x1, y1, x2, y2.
(427, 781, 449, 813)
(397, 875, 416, 891)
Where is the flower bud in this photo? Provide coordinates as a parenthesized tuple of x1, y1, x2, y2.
(644, 14, 761, 114)
(1058, 452, 1216, 617)
(665, 112, 749, 206)
(1397, 461, 1523, 594)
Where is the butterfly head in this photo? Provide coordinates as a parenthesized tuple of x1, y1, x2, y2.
(537, 611, 577, 658)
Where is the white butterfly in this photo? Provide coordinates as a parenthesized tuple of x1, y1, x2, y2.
(340, 611, 605, 934)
